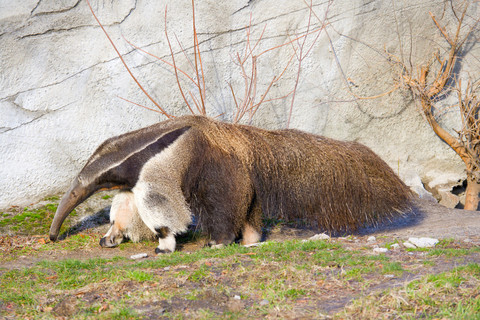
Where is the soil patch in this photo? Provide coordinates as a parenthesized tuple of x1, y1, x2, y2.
(1, 198, 480, 319)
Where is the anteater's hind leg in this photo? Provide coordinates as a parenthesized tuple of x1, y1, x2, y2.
(241, 196, 262, 245)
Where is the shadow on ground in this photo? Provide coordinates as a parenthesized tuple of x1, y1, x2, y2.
(58, 207, 110, 240)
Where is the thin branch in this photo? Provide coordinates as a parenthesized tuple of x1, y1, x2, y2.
(287, 0, 329, 127)
(257, 24, 328, 58)
(191, 0, 206, 114)
(351, 84, 401, 100)
(122, 35, 198, 88)
(116, 96, 169, 114)
(164, 6, 195, 114)
(429, 12, 453, 46)
(85, 0, 171, 117)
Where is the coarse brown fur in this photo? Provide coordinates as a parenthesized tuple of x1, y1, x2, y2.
(50, 115, 413, 251)
(180, 116, 413, 242)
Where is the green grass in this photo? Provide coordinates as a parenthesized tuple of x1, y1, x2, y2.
(342, 263, 480, 319)
(428, 247, 480, 257)
(0, 234, 99, 262)
(0, 202, 77, 235)
(0, 240, 478, 319)
(284, 288, 307, 299)
(188, 264, 210, 282)
(109, 306, 138, 319)
(36, 257, 124, 289)
(382, 261, 405, 275)
(0, 239, 351, 318)
(125, 269, 153, 282)
(43, 195, 60, 201)
(2, 206, 480, 320)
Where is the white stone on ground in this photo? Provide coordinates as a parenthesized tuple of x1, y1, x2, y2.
(407, 237, 439, 248)
(308, 233, 331, 241)
(373, 247, 388, 254)
(130, 253, 148, 260)
(403, 241, 416, 249)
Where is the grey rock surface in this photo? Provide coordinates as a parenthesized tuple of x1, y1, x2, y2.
(1, 0, 479, 208)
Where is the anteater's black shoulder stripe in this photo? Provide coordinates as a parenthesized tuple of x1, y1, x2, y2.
(147, 126, 191, 154)
(79, 118, 191, 182)
(95, 126, 191, 188)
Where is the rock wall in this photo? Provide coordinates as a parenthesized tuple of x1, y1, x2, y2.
(1, 0, 479, 208)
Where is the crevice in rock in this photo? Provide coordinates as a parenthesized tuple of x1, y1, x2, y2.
(118, 0, 137, 24)
(453, 179, 467, 209)
(21, 0, 136, 39)
(452, 179, 467, 195)
(0, 53, 125, 102)
(233, 0, 257, 15)
(1, 102, 74, 134)
(30, 0, 42, 16)
(30, 0, 82, 17)
(19, 25, 91, 39)
(2, 112, 48, 133)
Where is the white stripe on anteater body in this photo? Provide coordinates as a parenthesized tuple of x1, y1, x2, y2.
(50, 115, 413, 253)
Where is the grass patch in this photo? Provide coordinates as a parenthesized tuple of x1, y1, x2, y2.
(43, 195, 60, 201)
(125, 269, 153, 282)
(382, 262, 405, 275)
(1, 226, 479, 319)
(0, 240, 350, 317)
(341, 263, 480, 319)
(36, 257, 126, 289)
(428, 247, 480, 257)
(109, 306, 138, 319)
(405, 244, 480, 258)
(0, 202, 76, 235)
(188, 264, 210, 283)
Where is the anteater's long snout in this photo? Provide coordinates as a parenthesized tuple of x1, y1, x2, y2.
(49, 179, 89, 241)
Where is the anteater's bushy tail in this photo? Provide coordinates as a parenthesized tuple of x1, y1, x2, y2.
(244, 128, 412, 233)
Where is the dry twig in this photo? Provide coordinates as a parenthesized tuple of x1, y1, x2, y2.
(86, 0, 172, 117)
(393, 1, 480, 209)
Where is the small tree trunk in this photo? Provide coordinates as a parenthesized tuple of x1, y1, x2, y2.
(464, 176, 480, 211)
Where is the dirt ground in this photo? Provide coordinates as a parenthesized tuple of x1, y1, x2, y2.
(2, 198, 480, 270)
(368, 199, 480, 241)
(1, 197, 480, 319)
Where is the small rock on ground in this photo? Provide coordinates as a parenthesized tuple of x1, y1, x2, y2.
(406, 237, 439, 248)
(390, 243, 400, 250)
(130, 253, 148, 260)
(373, 247, 388, 254)
(308, 233, 330, 241)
